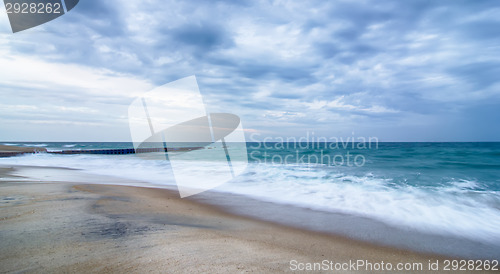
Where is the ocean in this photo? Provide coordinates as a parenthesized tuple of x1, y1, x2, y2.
(1, 142, 500, 256)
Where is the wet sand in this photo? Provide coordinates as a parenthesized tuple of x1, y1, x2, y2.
(0, 145, 47, 157)
(0, 166, 495, 273)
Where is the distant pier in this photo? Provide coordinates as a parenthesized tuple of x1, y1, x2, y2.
(0, 145, 202, 157)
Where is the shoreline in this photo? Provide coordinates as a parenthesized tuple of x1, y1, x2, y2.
(193, 190, 500, 260)
(0, 165, 498, 272)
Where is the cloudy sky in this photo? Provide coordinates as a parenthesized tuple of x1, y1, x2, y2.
(1, 0, 499, 141)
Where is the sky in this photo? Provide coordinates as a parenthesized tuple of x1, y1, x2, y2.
(0, 0, 499, 142)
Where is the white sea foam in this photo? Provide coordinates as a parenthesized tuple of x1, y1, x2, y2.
(219, 164, 500, 243)
(1, 153, 499, 244)
(23, 143, 48, 147)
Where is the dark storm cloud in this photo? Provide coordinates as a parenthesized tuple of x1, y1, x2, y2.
(328, 1, 394, 28)
(460, 20, 500, 40)
(172, 23, 232, 49)
(235, 62, 317, 83)
(448, 62, 500, 89)
(69, 0, 125, 36)
(156, 22, 235, 61)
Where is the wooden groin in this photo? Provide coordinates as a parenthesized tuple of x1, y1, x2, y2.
(0, 145, 202, 157)
(49, 147, 203, 155)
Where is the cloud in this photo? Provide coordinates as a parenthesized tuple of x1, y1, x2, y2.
(1, 0, 499, 141)
(171, 23, 233, 50)
(448, 61, 500, 89)
(305, 96, 398, 114)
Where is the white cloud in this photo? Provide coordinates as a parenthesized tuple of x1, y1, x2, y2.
(0, 49, 153, 100)
(305, 96, 398, 114)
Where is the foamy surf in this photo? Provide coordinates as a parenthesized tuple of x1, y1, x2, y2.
(219, 163, 500, 244)
(1, 148, 499, 248)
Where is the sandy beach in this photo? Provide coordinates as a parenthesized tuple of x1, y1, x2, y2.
(0, 165, 496, 273)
